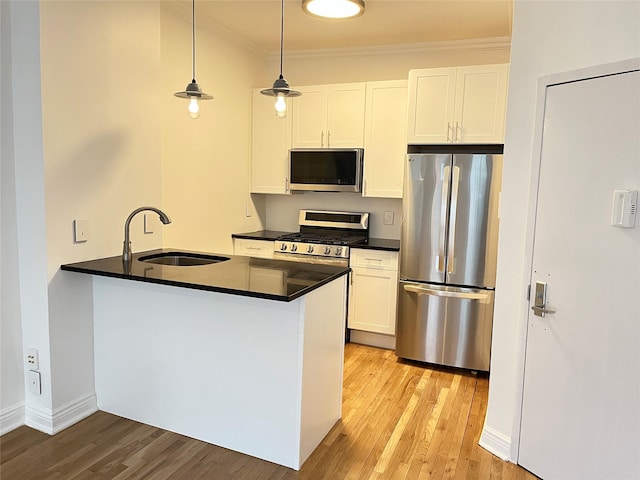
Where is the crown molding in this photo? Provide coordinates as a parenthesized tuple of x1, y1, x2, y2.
(271, 37, 511, 61)
(162, 1, 269, 57)
(162, 3, 510, 62)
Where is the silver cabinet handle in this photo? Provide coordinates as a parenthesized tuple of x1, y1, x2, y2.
(321, 131, 324, 148)
(327, 130, 331, 147)
(364, 258, 382, 262)
(403, 284, 491, 303)
(455, 122, 461, 143)
(447, 122, 453, 143)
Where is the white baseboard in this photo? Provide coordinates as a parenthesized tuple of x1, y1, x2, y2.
(25, 393, 97, 435)
(0, 401, 25, 435)
(349, 330, 396, 350)
(479, 424, 512, 461)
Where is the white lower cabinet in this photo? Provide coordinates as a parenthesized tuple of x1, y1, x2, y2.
(233, 238, 274, 259)
(348, 249, 399, 336)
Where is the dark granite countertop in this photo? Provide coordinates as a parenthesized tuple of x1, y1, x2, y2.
(61, 248, 350, 302)
(355, 238, 400, 252)
(232, 230, 293, 241)
(232, 230, 400, 252)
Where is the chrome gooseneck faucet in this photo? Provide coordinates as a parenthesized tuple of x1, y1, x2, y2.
(122, 206, 171, 263)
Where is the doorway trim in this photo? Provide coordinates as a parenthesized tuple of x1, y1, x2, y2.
(508, 57, 640, 464)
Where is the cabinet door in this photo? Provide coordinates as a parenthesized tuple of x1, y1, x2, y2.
(326, 83, 366, 148)
(251, 89, 291, 194)
(348, 249, 399, 335)
(363, 80, 408, 198)
(233, 238, 274, 259)
(348, 266, 399, 335)
(291, 85, 327, 148)
(453, 64, 509, 143)
(407, 67, 457, 144)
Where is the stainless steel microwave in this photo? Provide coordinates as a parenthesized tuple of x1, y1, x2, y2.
(289, 148, 364, 192)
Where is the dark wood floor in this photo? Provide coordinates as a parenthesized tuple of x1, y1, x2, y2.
(1, 343, 537, 479)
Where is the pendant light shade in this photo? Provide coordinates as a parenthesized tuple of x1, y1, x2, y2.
(260, 0, 301, 119)
(302, 0, 365, 19)
(174, 0, 212, 119)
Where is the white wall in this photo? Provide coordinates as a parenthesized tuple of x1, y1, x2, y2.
(161, 3, 267, 254)
(263, 41, 511, 236)
(1, 0, 54, 433)
(38, 1, 166, 425)
(2, 0, 270, 433)
(0, 0, 26, 434)
(482, 0, 640, 461)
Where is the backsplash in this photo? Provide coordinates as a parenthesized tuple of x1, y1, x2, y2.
(264, 192, 402, 239)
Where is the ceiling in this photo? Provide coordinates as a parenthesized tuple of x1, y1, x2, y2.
(181, 0, 513, 54)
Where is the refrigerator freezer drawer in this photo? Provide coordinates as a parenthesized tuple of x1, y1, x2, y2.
(396, 281, 494, 371)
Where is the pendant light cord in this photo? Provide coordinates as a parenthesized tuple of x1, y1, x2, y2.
(279, 0, 284, 77)
(192, 0, 196, 82)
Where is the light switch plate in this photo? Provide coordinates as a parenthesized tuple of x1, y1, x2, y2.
(144, 213, 155, 234)
(383, 211, 394, 225)
(74, 219, 89, 242)
(28, 370, 41, 395)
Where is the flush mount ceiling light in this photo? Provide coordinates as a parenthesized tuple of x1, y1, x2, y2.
(260, 0, 301, 119)
(174, 0, 212, 119)
(302, 0, 365, 19)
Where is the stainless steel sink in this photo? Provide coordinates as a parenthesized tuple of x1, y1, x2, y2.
(138, 252, 230, 266)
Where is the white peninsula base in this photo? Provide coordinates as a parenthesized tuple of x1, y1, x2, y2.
(92, 275, 347, 470)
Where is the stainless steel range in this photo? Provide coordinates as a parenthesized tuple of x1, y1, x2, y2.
(274, 210, 370, 266)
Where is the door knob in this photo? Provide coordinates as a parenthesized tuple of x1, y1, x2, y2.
(531, 281, 556, 317)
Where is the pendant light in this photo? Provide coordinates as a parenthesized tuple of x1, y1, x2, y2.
(302, 0, 365, 19)
(260, 0, 301, 119)
(174, 0, 212, 119)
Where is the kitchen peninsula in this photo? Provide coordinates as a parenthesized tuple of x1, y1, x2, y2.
(61, 250, 350, 470)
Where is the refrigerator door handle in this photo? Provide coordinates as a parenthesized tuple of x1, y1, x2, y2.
(437, 165, 451, 272)
(447, 165, 460, 274)
(402, 283, 492, 303)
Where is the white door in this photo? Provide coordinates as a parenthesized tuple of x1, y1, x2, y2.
(518, 67, 640, 478)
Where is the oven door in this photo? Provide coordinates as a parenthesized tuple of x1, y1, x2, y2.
(273, 251, 349, 267)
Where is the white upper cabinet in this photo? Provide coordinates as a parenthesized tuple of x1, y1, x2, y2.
(407, 64, 509, 144)
(292, 83, 366, 148)
(250, 89, 291, 194)
(363, 80, 408, 198)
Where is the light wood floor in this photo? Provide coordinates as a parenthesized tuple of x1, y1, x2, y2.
(1, 343, 538, 480)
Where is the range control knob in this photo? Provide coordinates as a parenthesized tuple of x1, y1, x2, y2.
(335, 247, 343, 256)
(280, 243, 287, 251)
(291, 244, 298, 252)
(307, 245, 314, 253)
(324, 246, 331, 255)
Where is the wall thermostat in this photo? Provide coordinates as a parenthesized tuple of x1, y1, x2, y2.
(611, 190, 637, 228)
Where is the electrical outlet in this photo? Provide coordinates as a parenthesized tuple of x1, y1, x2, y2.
(74, 219, 89, 242)
(26, 347, 39, 370)
(28, 370, 41, 395)
(383, 211, 394, 225)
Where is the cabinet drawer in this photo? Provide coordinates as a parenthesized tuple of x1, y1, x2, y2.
(350, 249, 398, 270)
(233, 239, 274, 259)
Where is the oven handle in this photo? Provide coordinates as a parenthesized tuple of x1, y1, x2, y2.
(273, 251, 349, 267)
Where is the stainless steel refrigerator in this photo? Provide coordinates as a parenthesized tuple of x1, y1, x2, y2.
(396, 153, 502, 371)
